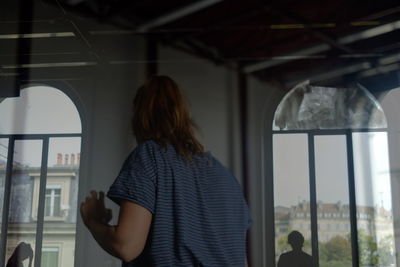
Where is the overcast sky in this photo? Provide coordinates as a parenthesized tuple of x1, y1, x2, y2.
(0, 86, 81, 167)
(273, 132, 393, 211)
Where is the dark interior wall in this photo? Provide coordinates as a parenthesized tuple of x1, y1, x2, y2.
(246, 77, 286, 267)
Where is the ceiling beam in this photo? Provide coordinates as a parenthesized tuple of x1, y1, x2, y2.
(285, 51, 400, 87)
(263, 5, 354, 54)
(137, 0, 222, 32)
(165, 6, 265, 43)
(244, 19, 400, 74)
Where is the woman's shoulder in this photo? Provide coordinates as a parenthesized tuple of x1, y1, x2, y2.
(134, 140, 164, 154)
(135, 140, 214, 164)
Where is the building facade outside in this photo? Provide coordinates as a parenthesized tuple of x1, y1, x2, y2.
(0, 153, 79, 267)
(275, 201, 396, 266)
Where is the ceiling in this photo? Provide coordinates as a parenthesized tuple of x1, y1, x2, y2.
(1, 0, 399, 92)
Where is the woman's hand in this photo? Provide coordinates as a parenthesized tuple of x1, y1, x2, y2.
(80, 191, 112, 227)
(79, 193, 152, 262)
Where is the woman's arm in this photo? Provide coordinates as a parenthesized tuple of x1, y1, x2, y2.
(81, 191, 152, 262)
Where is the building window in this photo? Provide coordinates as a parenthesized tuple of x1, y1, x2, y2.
(0, 85, 82, 267)
(41, 247, 59, 267)
(45, 186, 62, 218)
(271, 82, 396, 266)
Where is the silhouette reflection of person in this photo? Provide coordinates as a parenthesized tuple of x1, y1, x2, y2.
(6, 242, 33, 267)
(277, 231, 313, 267)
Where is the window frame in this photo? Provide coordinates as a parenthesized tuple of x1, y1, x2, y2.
(263, 84, 400, 267)
(31, 173, 74, 221)
(0, 80, 84, 267)
(0, 133, 81, 267)
(45, 187, 62, 218)
(41, 246, 60, 267)
(271, 128, 390, 266)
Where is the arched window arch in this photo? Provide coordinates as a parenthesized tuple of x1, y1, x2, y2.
(0, 85, 82, 267)
(271, 81, 396, 267)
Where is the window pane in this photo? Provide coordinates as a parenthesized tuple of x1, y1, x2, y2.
(0, 86, 81, 134)
(273, 134, 312, 263)
(53, 194, 61, 217)
(0, 138, 8, 242)
(41, 248, 59, 267)
(353, 132, 396, 267)
(44, 189, 62, 218)
(44, 195, 51, 217)
(4, 140, 42, 265)
(272, 82, 387, 131)
(43, 137, 81, 267)
(315, 135, 352, 267)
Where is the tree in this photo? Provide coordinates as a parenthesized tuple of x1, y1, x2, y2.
(319, 236, 352, 267)
(358, 229, 379, 266)
(325, 236, 352, 262)
(377, 235, 395, 266)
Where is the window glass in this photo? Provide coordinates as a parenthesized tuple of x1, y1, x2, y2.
(41, 247, 59, 267)
(0, 86, 81, 134)
(315, 135, 352, 267)
(42, 137, 81, 267)
(0, 86, 82, 267)
(273, 82, 387, 131)
(353, 132, 396, 267)
(0, 138, 8, 243)
(4, 140, 42, 265)
(45, 188, 61, 217)
(273, 134, 311, 262)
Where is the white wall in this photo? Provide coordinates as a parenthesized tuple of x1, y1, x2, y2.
(157, 45, 242, 179)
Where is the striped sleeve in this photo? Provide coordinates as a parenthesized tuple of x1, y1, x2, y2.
(107, 144, 157, 214)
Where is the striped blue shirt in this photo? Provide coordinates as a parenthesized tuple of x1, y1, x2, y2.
(107, 140, 252, 267)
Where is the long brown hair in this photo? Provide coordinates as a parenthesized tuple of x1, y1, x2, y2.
(132, 75, 204, 161)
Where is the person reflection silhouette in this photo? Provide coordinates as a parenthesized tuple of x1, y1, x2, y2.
(6, 242, 33, 267)
(277, 231, 313, 267)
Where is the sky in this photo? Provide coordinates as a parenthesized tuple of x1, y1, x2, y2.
(273, 132, 393, 211)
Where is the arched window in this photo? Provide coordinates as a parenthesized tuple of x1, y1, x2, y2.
(0, 85, 82, 267)
(272, 81, 396, 267)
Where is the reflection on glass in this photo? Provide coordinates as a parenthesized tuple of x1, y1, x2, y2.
(353, 132, 396, 267)
(41, 137, 81, 267)
(315, 135, 352, 267)
(273, 134, 311, 262)
(272, 81, 387, 131)
(5, 140, 42, 265)
(0, 138, 9, 240)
